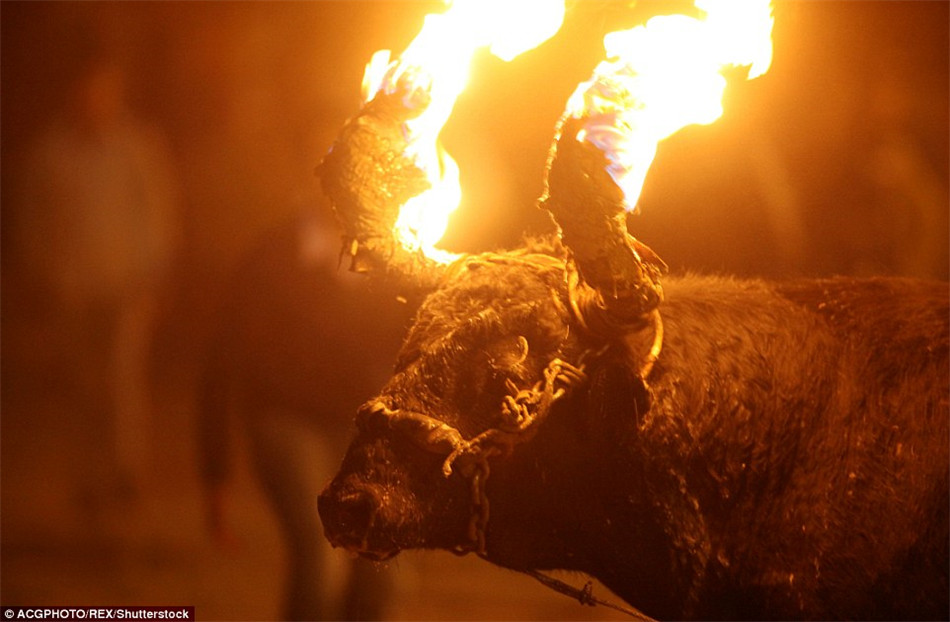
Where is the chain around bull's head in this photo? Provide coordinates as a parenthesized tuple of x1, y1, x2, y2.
(357, 354, 588, 555)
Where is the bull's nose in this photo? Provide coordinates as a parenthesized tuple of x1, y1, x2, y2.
(318, 486, 380, 551)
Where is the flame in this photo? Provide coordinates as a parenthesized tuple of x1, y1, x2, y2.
(363, 0, 566, 262)
(564, 0, 774, 210)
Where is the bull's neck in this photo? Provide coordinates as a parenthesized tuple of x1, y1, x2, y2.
(480, 392, 689, 619)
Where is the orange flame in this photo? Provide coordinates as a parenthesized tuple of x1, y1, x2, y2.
(564, 0, 774, 210)
(362, 0, 566, 263)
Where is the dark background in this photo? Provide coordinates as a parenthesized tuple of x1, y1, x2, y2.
(2, 2, 947, 620)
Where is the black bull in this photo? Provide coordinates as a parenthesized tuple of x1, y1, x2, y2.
(318, 249, 949, 620)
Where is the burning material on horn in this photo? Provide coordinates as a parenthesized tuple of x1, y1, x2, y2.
(319, 80, 446, 291)
(541, 0, 774, 335)
(320, 0, 566, 281)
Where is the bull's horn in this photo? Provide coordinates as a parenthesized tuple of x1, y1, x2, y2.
(318, 85, 447, 294)
(539, 116, 666, 339)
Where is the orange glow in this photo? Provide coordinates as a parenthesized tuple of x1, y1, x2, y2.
(564, 0, 774, 210)
(362, 0, 566, 262)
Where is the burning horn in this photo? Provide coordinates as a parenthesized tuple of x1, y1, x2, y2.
(540, 116, 667, 374)
(318, 78, 448, 294)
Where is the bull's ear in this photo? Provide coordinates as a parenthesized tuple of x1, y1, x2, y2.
(586, 355, 652, 435)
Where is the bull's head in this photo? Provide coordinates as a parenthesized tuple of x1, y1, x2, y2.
(316, 72, 665, 565)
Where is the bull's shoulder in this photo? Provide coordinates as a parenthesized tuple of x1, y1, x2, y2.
(655, 273, 834, 375)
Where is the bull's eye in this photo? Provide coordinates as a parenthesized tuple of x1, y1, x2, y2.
(488, 335, 529, 371)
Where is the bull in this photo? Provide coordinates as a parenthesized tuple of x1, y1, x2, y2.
(314, 44, 949, 621)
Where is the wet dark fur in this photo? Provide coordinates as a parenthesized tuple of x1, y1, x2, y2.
(320, 246, 949, 620)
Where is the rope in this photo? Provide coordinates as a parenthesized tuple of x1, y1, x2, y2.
(520, 568, 658, 621)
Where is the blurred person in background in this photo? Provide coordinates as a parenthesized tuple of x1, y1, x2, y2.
(198, 212, 411, 621)
(11, 22, 182, 539)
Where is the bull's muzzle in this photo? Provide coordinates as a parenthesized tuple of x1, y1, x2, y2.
(317, 485, 399, 561)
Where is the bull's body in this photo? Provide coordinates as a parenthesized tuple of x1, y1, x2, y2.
(319, 250, 949, 620)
